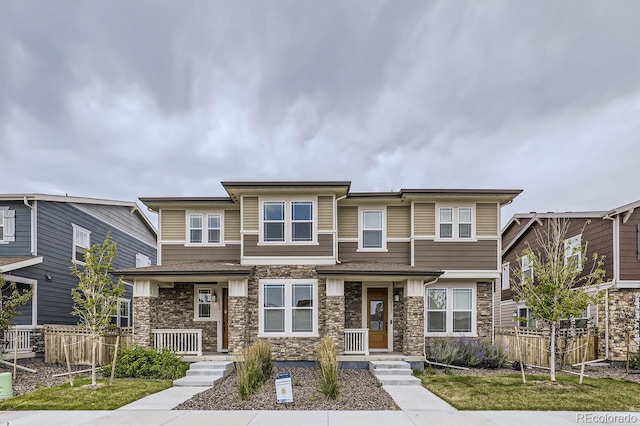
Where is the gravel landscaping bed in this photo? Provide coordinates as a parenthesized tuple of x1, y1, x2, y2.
(0, 362, 90, 396)
(175, 367, 398, 411)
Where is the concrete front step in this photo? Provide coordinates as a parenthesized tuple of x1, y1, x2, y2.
(369, 360, 421, 386)
(373, 368, 413, 376)
(369, 360, 411, 371)
(376, 376, 422, 386)
(173, 361, 234, 387)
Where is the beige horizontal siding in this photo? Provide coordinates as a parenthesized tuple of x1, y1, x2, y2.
(161, 244, 240, 265)
(338, 242, 410, 264)
(161, 210, 185, 241)
(387, 206, 410, 238)
(338, 206, 358, 239)
(243, 196, 259, 231)
(414, 203, 435, 236)
(414, 239, 498, 270)
(224, 210, 240, 241)
(318, 196, 334, 231)
(243, 234, 333, 257)
(476, 203, 498, 237)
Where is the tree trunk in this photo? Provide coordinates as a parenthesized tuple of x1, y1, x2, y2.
(550, 322, 556, 382)
(92, 339, 97, 386)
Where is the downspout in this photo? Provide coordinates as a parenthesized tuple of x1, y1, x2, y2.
(334, 195, 347, 264)
(23, 197, 35, 255)
(423, 276, 440, 361)
(602, 213, 618, 360)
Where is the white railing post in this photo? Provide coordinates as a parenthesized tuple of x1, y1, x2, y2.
(3, 327, 34, 353)
(151, 329, 203, 356)
(344, 329, 369, 355)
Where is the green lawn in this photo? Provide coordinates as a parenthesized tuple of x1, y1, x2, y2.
(0, 379, 172, 410)
(419, 374, 640, 411)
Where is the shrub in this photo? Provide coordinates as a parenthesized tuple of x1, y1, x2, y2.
(317, 336, 339, 399)
(101, 346, 188, 380)
(237, 340, 273, 400)
(425, 338, 509, 369)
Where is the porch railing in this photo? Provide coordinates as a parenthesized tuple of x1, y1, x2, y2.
(344, 328, 369, 355)
(152, 329, 202, 357)
(3, 327, 34, 353)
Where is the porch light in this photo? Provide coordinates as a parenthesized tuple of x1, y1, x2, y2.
(212, 291, 218, 303)
(394, 290, 400, 302)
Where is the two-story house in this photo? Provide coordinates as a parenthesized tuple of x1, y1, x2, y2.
(0, 194, 157, 356)
(499, 201, 640, 361)
(119, 181, 520, 365)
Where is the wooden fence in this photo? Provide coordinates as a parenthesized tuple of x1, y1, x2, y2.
(495, 326, 598, 368)
(45, 325, 133, 366)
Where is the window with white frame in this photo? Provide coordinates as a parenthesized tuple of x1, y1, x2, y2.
(564, 234, 582, 270)
(135, 253, 151, 268)
(189, 214, 203, 243)
(72, 225, 91, 264)
(261, 200, 315, 243)
(260, 279, 317, 335)
(361, 209, 384, 249)
(438, 207, 474, 239)
(518, 306, 536, 328)
(521, 255, 533, 281)
(194, 285, 217, 320)
(426, 285, 475, 334)
(111, 299, 131, 327)
(207, 214, 221, 243)
(188, 213, 222, 244)
(501, 263, 510, 290)
(0, 207, 15, 242)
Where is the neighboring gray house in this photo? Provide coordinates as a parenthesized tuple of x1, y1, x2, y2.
(0, 194, 157, 356)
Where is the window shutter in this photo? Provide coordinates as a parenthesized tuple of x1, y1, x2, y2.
(5, 210, 15, 242)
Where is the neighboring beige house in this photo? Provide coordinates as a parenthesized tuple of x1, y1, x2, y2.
(118, 181, 520, 364)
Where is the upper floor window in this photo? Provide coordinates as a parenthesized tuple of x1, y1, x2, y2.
(72, 224, 91, 264)
(261, 200, 315, 244)
(0, 208, 15, 243)
(135, 253, 151, 268)
(501, 263, 510, 290)
(521, 255, 533, 281)
(188, 212, 222, 245)
(438, 206, 474, 240)
(564, 234, 581, 270)
(361, 209, 384, 249)
(259, 279, 317, 336)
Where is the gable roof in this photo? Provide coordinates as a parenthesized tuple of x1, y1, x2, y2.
(604, 199, 640, 222)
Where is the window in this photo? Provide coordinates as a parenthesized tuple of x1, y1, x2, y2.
(194, 285, 217, 321)
(0, 208, 16, 243)
(72, 225, 91, 264)
(135, 253, 151, 268)
(437, 206, 474, 239)
(187, 212, 223, 245)
(518, 307, 536, 328)
(521, 255, 533, 281)
(501, 263, 510, 290)
(261, 200, 315, 244)
(111, 299, 131, 327)
(426, 285, 475, 335)
(564, 234, 582, 270)
(361, 209, 384, 249)
(260, 279, 317, 335)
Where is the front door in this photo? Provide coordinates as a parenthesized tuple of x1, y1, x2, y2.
(222, 288, 229, 350)
(367, 288, 388, 349)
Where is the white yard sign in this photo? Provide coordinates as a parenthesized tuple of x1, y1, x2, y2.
(275, 371, 293, 403)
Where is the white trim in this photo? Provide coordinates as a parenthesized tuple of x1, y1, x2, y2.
(435, 203, 476, 241)
(412, 235, 437, 240)
(358, 206, 387, 251)
(616, 281, 640, 289)
(501, 262, 510, 290)
(326, 278, 344, 297)
(0, 256, 43, 273)
(258, 278, 319, 337)
(185, 210, 225, 247)
(410, 201, 415, 266)
(228, 278, 248, 297)
(71, 223, 91, 265)
(337, 238, 359, 243)
(440, 270, 501, 280)
(259, 197, 318, 245)
(241, 256, 336, 265)
(32, 200, 38, 255)
(193, 284, 218, 321)
(387, 237, 410, 243)
(2, 274, 37, 326)
(425, 282, 477, 337)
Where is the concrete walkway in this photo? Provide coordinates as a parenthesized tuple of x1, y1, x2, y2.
(1, 383, 638, 425)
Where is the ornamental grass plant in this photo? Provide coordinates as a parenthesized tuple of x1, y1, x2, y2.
(237, 339, 273, 400)
(317, 335, 339, 399)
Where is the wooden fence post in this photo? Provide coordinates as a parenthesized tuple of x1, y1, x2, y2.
(515, 327, 526, 384)
(62, 335, 73, 387)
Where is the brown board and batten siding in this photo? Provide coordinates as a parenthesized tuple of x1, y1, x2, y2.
(161, 244, 241, 265)
(224, 210, 241, 241)
(476, 203, 498, 237)
(318, 196, 334, 231)
(413, 203, 435, 236)
(387, 206, 410, 238)
(618, 210, 639, 281)
(161, 210, 186, 241)
(414, 240, 498, 270)
(338, 206, 358, 239)
(243, 196, 259, 231)
(243, 233, 334, 257)
(338, 242, 411, 264)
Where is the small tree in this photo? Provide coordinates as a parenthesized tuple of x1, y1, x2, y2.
(0, 276, 33, 352)
(615, 304, 639, 373)
(511, 218, 605, 382)
(70, 232, 124, 386)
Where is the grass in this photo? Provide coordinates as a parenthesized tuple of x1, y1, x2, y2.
(419, 373, 640, 411)
(0, 378, 172, 410)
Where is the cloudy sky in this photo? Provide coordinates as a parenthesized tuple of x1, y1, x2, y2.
(1, 1, 639, 227)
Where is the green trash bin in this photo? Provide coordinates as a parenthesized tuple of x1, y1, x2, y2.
(0, 372, 12, 399)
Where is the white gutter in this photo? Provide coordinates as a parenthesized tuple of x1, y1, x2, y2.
(23, 197, 35, 255)
(602, 213, 618, 360)
(423, 276, 440, 361)
(334, 195, 347, 264)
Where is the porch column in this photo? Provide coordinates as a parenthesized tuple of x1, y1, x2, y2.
(133, 279, 158, 348)
(325, 278, 345, 354)
(403, 278, 425, 356)
(228, 278, 248, 356)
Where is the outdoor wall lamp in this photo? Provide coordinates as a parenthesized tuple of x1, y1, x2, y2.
(212, 291, 218, 303)
(394, 290, 400, 302)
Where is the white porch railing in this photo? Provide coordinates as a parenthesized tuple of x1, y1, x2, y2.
(3, 326, 34, 353)
(152, 329, 202, 356)
(344, 328, 369, 355)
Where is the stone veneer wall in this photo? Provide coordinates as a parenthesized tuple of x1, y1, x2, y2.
(228, 296, 247, 355)
(393, 287, 405, 352)
(603, 289, 639, 361)
(403, 296, 424, 356)
(344, 282, 362, 329)
(133, 297, 156, 348)
(246, 265, 329, 361)
(325, 295, 345, 354)
(476, 282, 492, 339)
(32, 327, 45, 357)
(154, 283, 217, 352)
